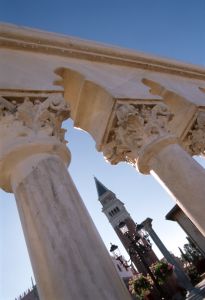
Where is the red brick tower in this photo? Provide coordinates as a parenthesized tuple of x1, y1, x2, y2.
(94, 177, 158, 274)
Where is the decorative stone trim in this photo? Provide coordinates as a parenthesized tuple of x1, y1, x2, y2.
(182, 110, 205, 156)
(0, 93, 70, 143)
(1, 23, 205, 81)
(0, 92, 70, 191)
(102, 102, 173, 166)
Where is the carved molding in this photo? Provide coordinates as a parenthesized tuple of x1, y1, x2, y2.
(182, 87, 205, 156)
(0, 92, 70, 191)
(141, 78, 205, 158)
(0, 93, 70, 144)
(2, 24, 205, 81)
(102, 102, 173, 165)
(183, 110, 205, 156)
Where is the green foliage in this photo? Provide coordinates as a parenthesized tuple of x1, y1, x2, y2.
(151, 261, 173, 285)
(129, 274, 153, 299)
(186, 265, 201, 285)
(128, 261, 174, 299)
(181, 237, 202, 263)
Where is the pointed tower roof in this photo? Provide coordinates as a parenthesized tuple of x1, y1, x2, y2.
(94, 177, 109, 198)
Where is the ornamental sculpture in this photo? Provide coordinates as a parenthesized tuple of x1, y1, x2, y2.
(183, 110, 205, 156)
(0, 93, 70, 192)
(102, 102, 174, 165)
(0, 94, 70, 144)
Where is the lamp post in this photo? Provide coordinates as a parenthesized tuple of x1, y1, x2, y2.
(110, 243, 136, 272)
(110, 244, 124, 264)
(118, 221, 166, 300)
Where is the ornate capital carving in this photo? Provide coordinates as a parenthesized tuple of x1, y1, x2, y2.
(0, 93, 70, 143)
(0, 92, 70, 191)
(102, 102, 174, 166)
(183, 110, 205, 156)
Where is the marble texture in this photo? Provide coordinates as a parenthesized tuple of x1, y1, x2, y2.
(1, 23, 205, 297)
(12, 155, 131, 300)
(149, 143, 205, 237)
(1, 23, 205, 105)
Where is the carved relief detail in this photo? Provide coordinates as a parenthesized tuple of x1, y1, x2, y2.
(102, 103, 173, 165)
(0, 94, 70, 144)
(183, 111, 205, 156)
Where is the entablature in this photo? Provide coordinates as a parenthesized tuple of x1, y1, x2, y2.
(1, 23, 205, 170)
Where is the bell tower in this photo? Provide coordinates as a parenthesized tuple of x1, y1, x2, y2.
(94, 177, 158, 274)
(94, 177, 131, 227)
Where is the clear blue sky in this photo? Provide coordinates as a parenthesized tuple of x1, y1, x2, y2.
(1, 1, 205, 299)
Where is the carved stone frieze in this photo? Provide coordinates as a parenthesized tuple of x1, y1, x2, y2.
(102, 102, 174, 165)
(0, 93, 70, 144)
(183, 110, 205, 156)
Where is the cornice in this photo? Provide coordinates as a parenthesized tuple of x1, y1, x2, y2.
(1, 23, 205, 81)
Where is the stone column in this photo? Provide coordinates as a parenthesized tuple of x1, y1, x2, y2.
(144, 142, 205, 237)
(141, 218, 193, 291)
(102, 102, 205, 236)
(0, 94, 131, 300)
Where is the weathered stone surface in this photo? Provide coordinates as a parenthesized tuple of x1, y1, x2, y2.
(149, 143, 205, 236)
(0, 93, 70, 191)
(183, 110, 205, 156)
(102, 102, 174, 165)
(2, 23, 205, 295)
(1, 23, 205, 103)
(12, 155, 131, 300)
(0, 89, 131, 299)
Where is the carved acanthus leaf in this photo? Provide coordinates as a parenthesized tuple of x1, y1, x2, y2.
(0, 94, 70, 143)
(103, 102, 173, 165)
(183, 111, 205, 156)
(0, 96, 17, 114)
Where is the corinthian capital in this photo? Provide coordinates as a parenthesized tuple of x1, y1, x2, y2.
(0, 92, 70, 191)
(183, 110, 205, 156)
(0, 94, 70, 142)
(183, 86, 205, 156)
(102, 102, 174, 166)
